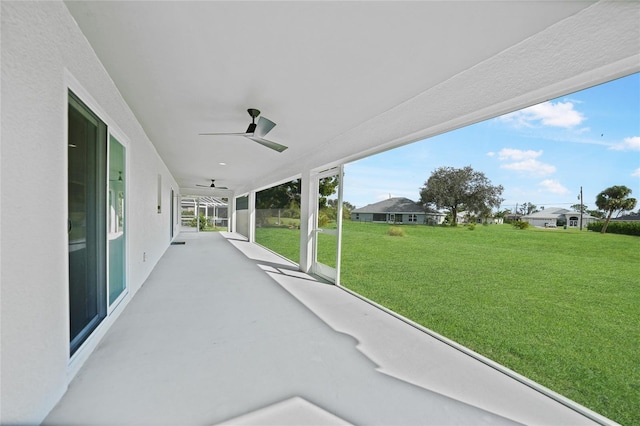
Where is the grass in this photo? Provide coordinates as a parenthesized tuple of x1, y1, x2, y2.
(255, 226, 301, 262)
(255, 222, 640, 425)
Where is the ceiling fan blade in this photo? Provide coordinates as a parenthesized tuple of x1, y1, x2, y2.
(199, 132, 251, 136)
(247, 136, 288, 153)
(254, 116, 276, 138)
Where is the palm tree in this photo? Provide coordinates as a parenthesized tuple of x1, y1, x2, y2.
(595, 185, 637, 234)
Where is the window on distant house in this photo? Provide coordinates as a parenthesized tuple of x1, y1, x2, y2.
(409, 214, 417, 222)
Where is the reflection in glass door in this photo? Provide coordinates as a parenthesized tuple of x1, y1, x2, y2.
(68, 92, 107, 355)
(108, 136, 126, 306)
(313, 166, 344, 284)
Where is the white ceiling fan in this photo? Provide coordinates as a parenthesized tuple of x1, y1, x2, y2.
(199, 108, 288, 153)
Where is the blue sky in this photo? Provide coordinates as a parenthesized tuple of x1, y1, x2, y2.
(344, 73, 640, 213)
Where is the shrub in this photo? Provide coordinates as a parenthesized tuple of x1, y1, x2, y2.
(387, 226, 406, 237)
(588, 221, 640, 236)
(512, 220, 530, 230)
(317, 212, 330, 228)
(467, 223, 476, 230)
(189, 214, 208, 231)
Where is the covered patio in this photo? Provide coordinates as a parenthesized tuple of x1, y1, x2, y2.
(2, 1, 638, 424)
(181, 196, 229, 230)
(44, 231, 603, 425)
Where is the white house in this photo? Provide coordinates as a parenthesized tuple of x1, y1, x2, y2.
(456, 211, 504, 225)
(522, 207, 600, 228)
(1, 1, 638, 424)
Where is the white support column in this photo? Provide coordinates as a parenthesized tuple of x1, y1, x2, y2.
(177, 195, 183, 231)
(248, 190, 256, 243)
(335, 164, 344, 286)
(196, 198, 200, 233)
(229, 195, 236, 233)
(299, 169, 316, 274)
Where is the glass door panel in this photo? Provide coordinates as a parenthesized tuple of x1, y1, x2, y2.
(68, 92, 107, 355)
(313, 166, 343, 284)
(108, 135, 126, 306)
(316, 222, 338, 268)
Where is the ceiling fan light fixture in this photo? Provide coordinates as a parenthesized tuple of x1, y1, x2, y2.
(245, 122, 257, 134)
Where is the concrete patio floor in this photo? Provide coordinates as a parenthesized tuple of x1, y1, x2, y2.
(44, 231, 604, 425)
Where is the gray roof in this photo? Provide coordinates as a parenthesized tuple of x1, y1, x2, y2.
(611, 213, 640, 221)
(352, 197, 435, 214)
(522, 207, 597, 220)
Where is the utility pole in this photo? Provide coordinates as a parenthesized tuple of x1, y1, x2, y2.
(579, 186, 583, 231)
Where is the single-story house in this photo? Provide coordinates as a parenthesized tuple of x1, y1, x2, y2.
(351, 197, 445, 225)
(610, 213, 640, 222)
(456, 211, 504, 225)
(521, 207, 599, 228)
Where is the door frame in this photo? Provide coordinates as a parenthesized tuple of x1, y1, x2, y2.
(107, 131, 129, 313)
(311, 165, 344, 284)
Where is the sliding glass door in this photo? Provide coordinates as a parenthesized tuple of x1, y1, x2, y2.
(68, 92, 107, 355)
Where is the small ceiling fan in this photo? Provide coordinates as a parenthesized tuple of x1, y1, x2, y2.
(196, 179, 228, 189)
(199, 108, 288, 153)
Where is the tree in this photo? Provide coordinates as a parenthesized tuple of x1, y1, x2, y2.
(327, 199, 355, 220)
(255, 178, 340, 226)
(494, 209, 509, 219)
(587, 209, 605, 219)
(341, 200, 356, 212)
(595, 185, 637, 234)
(256, 179, 301, 210)
(419, 166, 504, 226)
(571, 203, 589, 214)
(519, 202, 538, 215)
(318, 176, 339, 209)
(256, 177, 338, 210)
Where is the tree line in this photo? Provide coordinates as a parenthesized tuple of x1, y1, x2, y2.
(419, 166, 636, 233)
(254, 166, 637, 234)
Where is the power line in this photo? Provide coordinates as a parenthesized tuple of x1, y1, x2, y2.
(501, 202, 581, 208)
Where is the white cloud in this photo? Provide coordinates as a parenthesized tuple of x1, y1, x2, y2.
(497, 100, 585, 129)
(486, 151, 495, 157)
(610, 136, 640, 151)
(501, 159, 556, 176)
(495, 148, 555, 176)
(497, 148, 542, 161)
(632, 168, 640, 178)
(538, 179, 570, 195)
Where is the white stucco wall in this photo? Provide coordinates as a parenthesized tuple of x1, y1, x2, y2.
(1, 2, 178, 423)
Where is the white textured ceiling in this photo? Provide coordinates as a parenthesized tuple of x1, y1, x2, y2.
(64, 1, 640, 196)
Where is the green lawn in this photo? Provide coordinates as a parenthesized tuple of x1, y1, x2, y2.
(255, 222, 639, 425)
